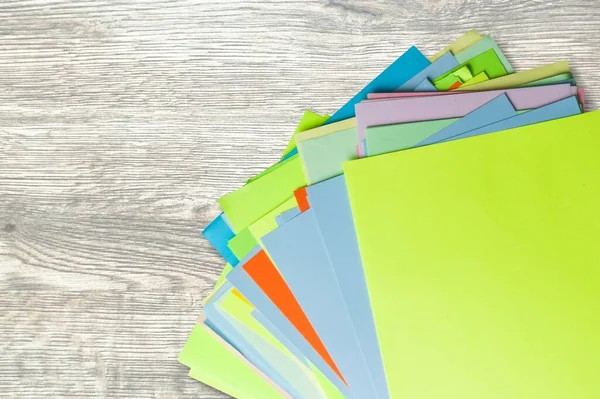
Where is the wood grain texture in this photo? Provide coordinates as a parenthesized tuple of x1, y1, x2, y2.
(1, 0, 598, 397)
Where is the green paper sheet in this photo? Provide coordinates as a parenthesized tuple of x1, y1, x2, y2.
(456, 60, 570, 90)
(181, 322, 288, 399)
(465, 71, 489, 85)
(219, 155, 306, 233)
(228, 197, 299, 260)
(433, 49, 507, 90)
(454, 35, 514, 73)
(344, 111, 600, 399)
(430, 29, 483, 62)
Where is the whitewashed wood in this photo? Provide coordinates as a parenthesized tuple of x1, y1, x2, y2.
(1, 0, 599, 397)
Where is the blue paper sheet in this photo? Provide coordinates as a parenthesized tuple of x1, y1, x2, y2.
(306, 176, 390, 399)
(444, 96, 582, 142)
(275, 207, 301, 227)
(202, 213, 238, 266)
(417, 94, 518, 146)
(327, 46, 431, 124)
(261, 209, 379, 399)
(414, 78, 437, 92)
(397, 52, 458, 91)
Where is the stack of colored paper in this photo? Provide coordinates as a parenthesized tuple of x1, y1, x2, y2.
(179, 29, 600, 399)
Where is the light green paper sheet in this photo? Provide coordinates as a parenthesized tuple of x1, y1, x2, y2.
(219, 155, 306, 233)
(454, 35, 514, 73)
(456, 60, 570, 90)
(465, 71, 489, 85)
(433, 49, 507, 90)
(181, 322, 289, 399)
(228, 228, 257, 260)
(344, 110, 600, 399)
(430, 29, 483, 62)
(228, 196, 299, 260)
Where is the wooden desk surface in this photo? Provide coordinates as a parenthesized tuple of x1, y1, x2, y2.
(1, 1, 599, 397)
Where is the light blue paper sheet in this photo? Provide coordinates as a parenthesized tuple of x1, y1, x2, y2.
(417, 94, 518, 146)
(444, 95, 582, 142)
(275, 207, 301, 227)
(397, 52, 458, 91)
(262, 209, 379, 399)
(306, 176, 390, 399)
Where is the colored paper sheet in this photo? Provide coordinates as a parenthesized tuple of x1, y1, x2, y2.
(228, 196, 299, 261)
(366, 118, 457, 156)
(430, 29, 483, 62)
(306, 176, 389, 399)
(433, 73, 463, 91)
(203, 263, 234, 305)
(443, 96, 581, 142)
(432, 49, 508, 90)
(207, 285, 338, 399)
(202, 213, 238, 266)
(275, 207, 300, 226)
(465, 71, 489, 85)
(262, 209, 379, 399)
(226, 260, 352, 397)
(205, 288, 301, 397)
(519, 72, 573, 88)
(454, 35, 514, 73)
(219, 155, 306, 233)
(343, 110, 600, 399)
(454, 60, 570, 90)
(413, 95, 516, 147)
(299, 126, 358, 185)
(414, 78, 437, 91)
(180, 321, 289, 399)
(205, 110, 328, 264)
(365, 83, 578, 102)
(327, 46, 430, 124)
(355, 84, 579, 156)
(295, 118, 356, 142)
(397, 52, 459, 91)
(282, 111, 330, 159)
